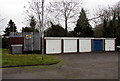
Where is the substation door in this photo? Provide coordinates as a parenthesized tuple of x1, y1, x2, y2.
(23, 32, 41, 52)
(24, 32, 34, 51)
(33, 32, 41, 51)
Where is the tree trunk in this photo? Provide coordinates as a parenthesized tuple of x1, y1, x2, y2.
(65, 17, 68, 36)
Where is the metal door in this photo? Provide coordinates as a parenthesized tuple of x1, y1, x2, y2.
(64, 39, 77, 53)
(33, 32, 41, 51)
(46, 39, 61, 54)
(79, 39, 91, 52)
(23, 32, 33, 51)
(105, 39, 115, 51)
(93, 39, 103, 51)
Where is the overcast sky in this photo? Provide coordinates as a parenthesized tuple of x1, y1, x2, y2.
(0, 0, 119, 34)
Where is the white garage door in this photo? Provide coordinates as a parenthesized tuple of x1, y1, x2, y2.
(105, 40, 115, 51)
(64, 39, 77, 53)
(79, 39, 91, 52)
(46, 39, 61, 54)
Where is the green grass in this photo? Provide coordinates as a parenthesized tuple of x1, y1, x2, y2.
(2, 49, 61, 67)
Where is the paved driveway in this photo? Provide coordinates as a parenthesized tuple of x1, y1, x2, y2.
(2, 52, 119, 79)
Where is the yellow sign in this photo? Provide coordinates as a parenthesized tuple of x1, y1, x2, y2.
(26, 34, 32, 39)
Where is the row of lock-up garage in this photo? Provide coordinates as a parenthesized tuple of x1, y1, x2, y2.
(9, 32, 116, 54)
(45, 37, 116, 54)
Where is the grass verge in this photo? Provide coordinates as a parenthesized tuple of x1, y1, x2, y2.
(2, 49, 61, 68)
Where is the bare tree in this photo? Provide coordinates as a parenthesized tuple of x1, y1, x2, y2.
(94, 1, 120, 37)
(25, 0, 46, 59)
(95, 1, 120, 24)
(24, 0, 49, 32)
(0, 18, 4, 23)
(96, 7, 112, 22)
(0, 13, 5, 35)
(113, 1, 120, 18)
(0, 14, 5, 23)
(47, 0, 82, 36)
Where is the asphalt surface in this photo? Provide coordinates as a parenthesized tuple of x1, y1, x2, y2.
(2, 52, 119, 79)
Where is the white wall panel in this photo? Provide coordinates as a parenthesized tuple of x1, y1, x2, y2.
(46, 40, 61, 54)
(79, 40, 91, 52)
(64, 39, 77, 53)
(105, 40, 115, 51)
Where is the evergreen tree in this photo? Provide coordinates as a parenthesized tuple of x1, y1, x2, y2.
(2, 37, 9, 48)
(74, 8, 94, 37)
(22, 16, 38, 32)
(116, 13, 120, 45)
(102, 13, 118, 38)
(67, 31, 77, 37)
(22, 27, 38, 32)
(108, 20, 114, 37)
(3, 19, 17, 36)
(102, 19, 109, 37)
(45, 22, 65, 37)
(30, 16, 36, 30)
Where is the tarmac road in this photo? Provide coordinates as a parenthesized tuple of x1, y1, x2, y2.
(2, 52, 119, 79)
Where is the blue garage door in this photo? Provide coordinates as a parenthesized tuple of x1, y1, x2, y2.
(93, 39, 103, 51)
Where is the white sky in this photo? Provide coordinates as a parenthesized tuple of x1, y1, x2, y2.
(0, 0, 119, 34)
